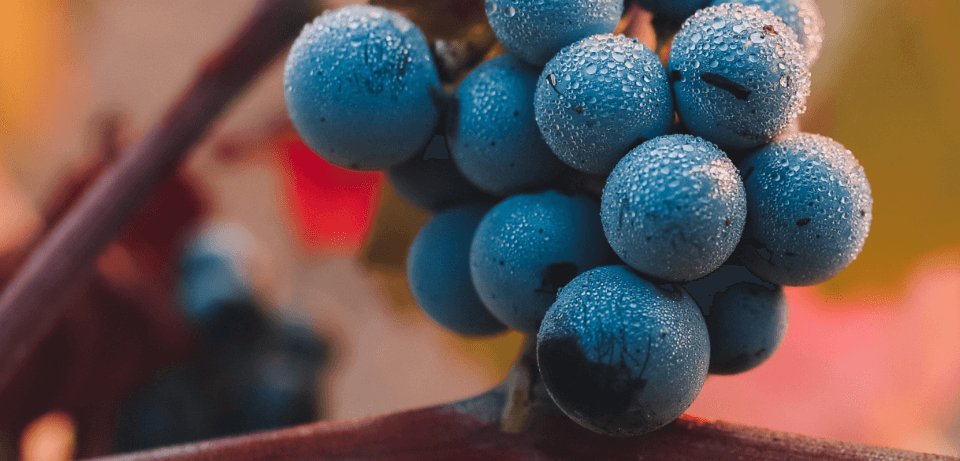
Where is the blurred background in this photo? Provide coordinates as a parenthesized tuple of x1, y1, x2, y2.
(0, 0, 958, 459)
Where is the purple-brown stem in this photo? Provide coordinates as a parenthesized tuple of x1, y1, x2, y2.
(0, 0, 317, 395)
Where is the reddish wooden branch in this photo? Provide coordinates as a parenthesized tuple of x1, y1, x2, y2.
(0, 0, 316, 393)
(81, 338, 953, 461)
(81, 394, 952, 461)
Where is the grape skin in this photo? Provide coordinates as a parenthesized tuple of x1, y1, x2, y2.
(710, 0, 825, 65)
(470, 190, 609, 333)
(534, 34, 674, 175)
(668, 3, 811, 151)
(408, 204, 508, 336)
(630, 0, 713, 21)
(284, 5, 441, 170)
(736, 133, 873, 286)
(537, 265, 709, 436)
(601, 135, 747, 282)
(387, 135, 495, 212)
(683, 263, 788, 374)
(449, 54, 565, 195)
(485, 0, 623, 66)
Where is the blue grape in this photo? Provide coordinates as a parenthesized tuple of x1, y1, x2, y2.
(668, 3, 810, 151)
(683, 263, 788, 374)
(470, 190, 609, 333)
(710, 0, 824, 64)
(485, 0, 622, 66)
(449, 54, 565, 195)
(534, 34, 674, 174)
(266, 318, 330, 369)
(284, 5, 441, 170)
(387, 134, 495, 211)
(601, 135, 746, 282)
(115, 367, 217, 452)
(736, 133, 872, 286)
(408, 204, 507, 336)
(237, 350, 319, 431)
(630, 0, 712, 20)
(537, 265, 709, 436)
(177, 225, 267, 347)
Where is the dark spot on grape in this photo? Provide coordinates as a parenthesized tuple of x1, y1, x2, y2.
(567, 20, 572, 25)
(785, 252, 796, 256)
(860, 210, 866, 217)
(513, 110, 519, 117)
(755, 348, 768, 357)
(349, 163, 359, 169)
(725, 219, 732, 226)
(572, 105, 583, 114)
(700, 73, 752, 101)
(509, 162, 515, 167)
(535, 263, 579, 296)
(499, 260, 505, 266)
(538, 334, 649, 419)
(815, 234, 821, 239)
(808, 202, 814, 207)
(586, 121, 597, 127)
(538, 229, 543, 233)
(669, 70, 682, 83)
(796, 218, 811, 227)
(490, 141, 496, 146)
(660, 333, 666, 338)
(763, 25, 777, 35)
(742, 166, 755, 182)
(320, 117, 326, 122)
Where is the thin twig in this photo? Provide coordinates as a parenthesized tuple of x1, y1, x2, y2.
(0, 0, 318, 394)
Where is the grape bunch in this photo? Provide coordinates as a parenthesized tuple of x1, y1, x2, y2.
(283, 0, 872, 438)
(116, 225, 330, 451)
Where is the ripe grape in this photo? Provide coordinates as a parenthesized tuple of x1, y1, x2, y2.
(736, 133, 872, 286)
(177, 225, 267, 347)
(387, 134, 495, 212)
(534, 34, 674, 174)
(485, 0, 623, 66)
(537, 265, 709, 436)
(448, 54, 565, 195)
(710, 0, 824, 64)
(408, 204, 508, 336)
(628, 0, 713, 21)
(683, 263, 788, 374)
(668, 3, 810, 151)
(470, 190, 609, 333)
(115, 368, 217, 451)
(283, 5, 441, 170)
(601, 135, 746, 282)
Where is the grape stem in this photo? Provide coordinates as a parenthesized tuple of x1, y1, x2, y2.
(0, 0, 321, 395)
(79, 333, 950, 460)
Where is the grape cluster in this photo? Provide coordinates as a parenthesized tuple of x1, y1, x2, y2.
(115, 225, 329, 451)
(284, 0, 871, 438)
